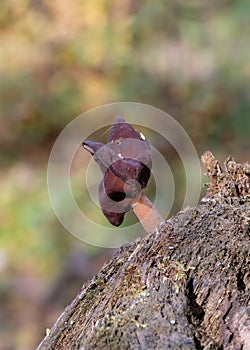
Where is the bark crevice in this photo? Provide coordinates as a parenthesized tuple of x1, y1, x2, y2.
(37, 153, 250, 350)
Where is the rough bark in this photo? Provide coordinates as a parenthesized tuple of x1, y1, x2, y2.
(37, 152, 250, 350)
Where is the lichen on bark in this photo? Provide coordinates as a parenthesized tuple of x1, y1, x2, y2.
(202, 150, 250, 204)
(37, 152, 250, 350)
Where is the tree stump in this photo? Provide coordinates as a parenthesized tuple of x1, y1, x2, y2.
(37, 152, 250, 350)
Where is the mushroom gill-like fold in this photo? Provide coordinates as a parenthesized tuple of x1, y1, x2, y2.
(82, 116, 164, 232)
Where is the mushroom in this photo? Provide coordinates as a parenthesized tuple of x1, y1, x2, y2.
(82, 116, 164, 234)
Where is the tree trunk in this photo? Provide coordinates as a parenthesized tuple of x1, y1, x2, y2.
(37, 152, 250, 350)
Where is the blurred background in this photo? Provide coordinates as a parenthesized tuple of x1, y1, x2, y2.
(0, 0, 249, 349)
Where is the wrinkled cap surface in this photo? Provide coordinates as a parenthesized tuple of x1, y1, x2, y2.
(82, 117, 152, 226)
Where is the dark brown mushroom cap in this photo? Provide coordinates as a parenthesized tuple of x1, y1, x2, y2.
(108, 116, 142, 142)
(106, 158, 150, 194)
(98, 179, 127, 226)
(82, 117, 152, 226)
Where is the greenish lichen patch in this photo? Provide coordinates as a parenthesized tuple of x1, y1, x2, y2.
(37, 153, 250, 350)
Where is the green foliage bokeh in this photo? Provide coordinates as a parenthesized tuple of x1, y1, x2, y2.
(0, 1, 249, 349)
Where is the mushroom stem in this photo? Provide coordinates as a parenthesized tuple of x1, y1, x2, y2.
(132, 192, 164, 234)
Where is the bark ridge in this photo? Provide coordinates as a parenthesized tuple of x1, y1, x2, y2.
(37, 153, 250, 350)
